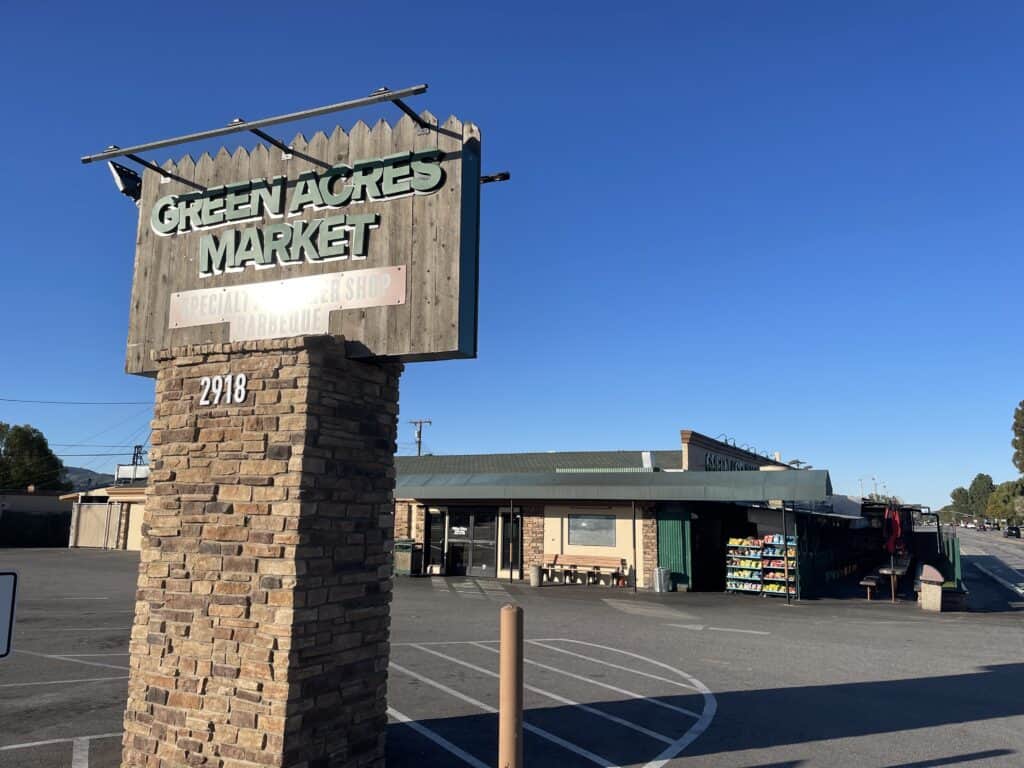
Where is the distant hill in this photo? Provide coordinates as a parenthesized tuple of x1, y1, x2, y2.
(63, 466, 115, 491)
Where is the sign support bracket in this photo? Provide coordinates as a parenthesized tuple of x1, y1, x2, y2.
(81, 83, 428, 164)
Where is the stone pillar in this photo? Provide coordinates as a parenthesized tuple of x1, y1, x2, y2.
(122, 338, 401, 768)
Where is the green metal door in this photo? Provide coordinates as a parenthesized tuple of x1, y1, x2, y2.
(657, 503, 690, 591)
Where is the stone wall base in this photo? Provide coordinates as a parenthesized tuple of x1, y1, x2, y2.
(122, 338, 400, 768)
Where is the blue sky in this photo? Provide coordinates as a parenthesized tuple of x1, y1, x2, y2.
(1, 2, 1021, 507)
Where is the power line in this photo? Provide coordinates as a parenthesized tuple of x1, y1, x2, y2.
(55, 452, 135, 457)
(50, 443, 138, 448)
(0, 397, 151, 405)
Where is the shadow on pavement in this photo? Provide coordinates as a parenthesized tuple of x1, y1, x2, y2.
(389, 664, 1023, 766)
(880, 750, 1016, 767)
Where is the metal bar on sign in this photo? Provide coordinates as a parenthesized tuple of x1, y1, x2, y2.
(80, 84, 428, 164)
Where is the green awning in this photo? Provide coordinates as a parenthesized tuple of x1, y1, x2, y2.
(395, 469, 833, 503)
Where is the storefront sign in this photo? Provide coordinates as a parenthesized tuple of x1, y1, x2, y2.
(126, 116, 481, 375)
(704, 452, 760, 472)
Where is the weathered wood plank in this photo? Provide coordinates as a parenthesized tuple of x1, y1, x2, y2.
(384, 115, 417, 357)
(435, 115, 464, 355)
(409, 111, 440, 355)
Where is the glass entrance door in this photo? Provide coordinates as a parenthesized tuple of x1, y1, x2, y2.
(445, 507, 499, 577)
(501, 510, 521, 576)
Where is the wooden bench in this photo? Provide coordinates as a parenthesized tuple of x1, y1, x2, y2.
(544, 554, 626, 587)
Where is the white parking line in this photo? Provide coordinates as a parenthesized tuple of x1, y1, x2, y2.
(16, 650, 130, 671)
(408, 643, 675, 744)
(535, 639, 719, 768)
(388, 706, 489, 768)
(474, 643, 700, 719)
(390, 661, 620, 767)
(71, 737, 89, 768)
(528, 640, 702, 691)
(0, 676, 129, 689)
(28, 627, 131, 632)
(45, 653, 128, 657)
(664, 623, 770, 636)
(61, 597, 110, 601)
(0, 733, 120, 752)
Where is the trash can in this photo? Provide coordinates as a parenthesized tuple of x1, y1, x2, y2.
(653, 567, 671, 593)
(394, 539, 416, 576)
(529, 564, 543, 587)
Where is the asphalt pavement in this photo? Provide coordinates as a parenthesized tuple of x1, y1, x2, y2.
(958, 527, 1024, 597)
(2, 548, 1024, 767)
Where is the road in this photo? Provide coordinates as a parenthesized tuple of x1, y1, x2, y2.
(2, 549, 1024, 767)
(957, 526, 1024, 596)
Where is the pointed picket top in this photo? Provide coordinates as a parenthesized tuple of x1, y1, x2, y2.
(463, 122, 481, 144)
(215, 146, 232, 164)
(327, 124, 350, 164)
(176, 155, 196, 183)
(392, 114, 415, 136)
(195, 152, 215, 184)
(349, 120, 371, 139)
(442, 114, 463, 133)
(250, 143, 269, 164)
(309, 130, 329, 145)
(231, 145, 249, 162)
(289, 132, 308, 152)
(418, 109, 438, 127)
(372, 118, 393, 145)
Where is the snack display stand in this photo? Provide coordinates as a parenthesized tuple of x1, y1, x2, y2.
(726, 537, 763, 594)
(761, 534, 797, 597)
(726, 534, 798, 598)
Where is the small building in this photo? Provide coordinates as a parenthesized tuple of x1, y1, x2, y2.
(0, 490, 74, 547)
(395, 430, 876, 593)
(64, 465, 149, 551)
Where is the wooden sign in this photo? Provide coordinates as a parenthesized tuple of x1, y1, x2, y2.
(126, 113, 480, 376)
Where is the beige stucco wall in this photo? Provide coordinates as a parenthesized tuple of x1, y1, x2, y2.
(542, 504, 647, 587)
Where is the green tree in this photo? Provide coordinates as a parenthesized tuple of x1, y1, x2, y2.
(967, 473, 995, 519)
(1014, 400, 1024, 475)
(950, 487, 970, 514)
(0, 423, 70, 491)
(986, 480, 1024, 524)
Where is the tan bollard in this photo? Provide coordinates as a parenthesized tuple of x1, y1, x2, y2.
(498, 603, 524, 768)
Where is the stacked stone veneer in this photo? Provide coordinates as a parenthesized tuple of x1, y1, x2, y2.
(640, 506, 658, 590)
(122, 338, 401, 768)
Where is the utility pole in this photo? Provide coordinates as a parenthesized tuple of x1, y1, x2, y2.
(408, 419, 432, 456)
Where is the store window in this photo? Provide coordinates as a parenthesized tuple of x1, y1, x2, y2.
(568, 514, 616, 547)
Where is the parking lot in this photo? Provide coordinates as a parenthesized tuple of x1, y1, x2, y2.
(3, 548, 1024, 767)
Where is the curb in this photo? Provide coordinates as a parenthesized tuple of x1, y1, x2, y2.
(972, 562, 1024, 598)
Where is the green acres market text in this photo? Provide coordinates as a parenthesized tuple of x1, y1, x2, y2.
(149, 150, 445, 276)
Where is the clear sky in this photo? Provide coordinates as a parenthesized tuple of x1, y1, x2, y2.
(1, 2, 1021, 508)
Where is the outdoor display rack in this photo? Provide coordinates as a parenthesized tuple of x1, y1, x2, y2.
(726, 535, 798, 597)
(726, 537, 763, 594)
(761, 534, 797, 596)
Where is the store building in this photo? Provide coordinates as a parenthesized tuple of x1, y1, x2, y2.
(395, 429, 876, 593)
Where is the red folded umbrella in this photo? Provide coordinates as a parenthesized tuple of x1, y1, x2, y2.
(884, 506, 902, 554)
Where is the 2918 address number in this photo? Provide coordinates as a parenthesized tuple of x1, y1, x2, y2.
(199, 374, 247, 406)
